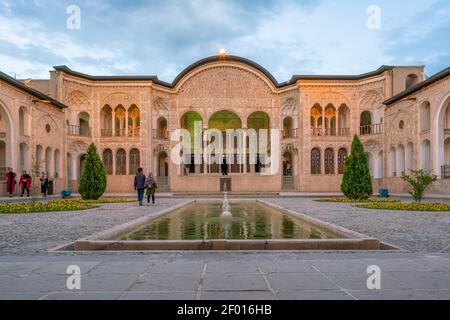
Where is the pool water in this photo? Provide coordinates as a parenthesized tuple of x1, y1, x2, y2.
(117, 201, 343, 241)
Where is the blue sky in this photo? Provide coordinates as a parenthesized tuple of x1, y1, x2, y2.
(0, 0, 449, 82)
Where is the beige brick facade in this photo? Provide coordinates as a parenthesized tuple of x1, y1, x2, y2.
(1, 56, 449, 195)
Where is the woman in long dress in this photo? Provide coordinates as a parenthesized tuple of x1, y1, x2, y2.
(145, 173, 157, 206)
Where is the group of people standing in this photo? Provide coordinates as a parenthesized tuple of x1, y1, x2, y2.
(134, 168, 158, 206)
(4, 169, 50, 198)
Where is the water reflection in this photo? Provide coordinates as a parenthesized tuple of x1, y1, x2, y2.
(119, 201, 341, 241)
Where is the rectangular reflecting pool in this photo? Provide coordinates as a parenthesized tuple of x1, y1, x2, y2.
(73, 200, 381, 251)
(117, 201, 342, 241)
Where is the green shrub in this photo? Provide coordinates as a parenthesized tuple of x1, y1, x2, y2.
(401, 170, 437, 203)
(341, 135, 373, 200)
(78, 144, 107, 200)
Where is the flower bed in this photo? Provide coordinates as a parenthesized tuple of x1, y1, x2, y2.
(0, 200, 98, 214)
(355, 202, 450, 212)
(315, 198, 399, 203)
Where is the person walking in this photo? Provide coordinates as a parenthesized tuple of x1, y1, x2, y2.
(134, 168, 146, 206)
(19, 171, 32, 197)
(145, 172, 158, 206)
(40, 172, 49, 198)
(5, 168, 16, 197)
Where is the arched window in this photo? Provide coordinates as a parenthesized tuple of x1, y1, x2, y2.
(128, 105, 140, 137)
(78, 112, 91, 137)
(389, 147, 397, 176)
(102, 149, 113, 175)
(397, 145, 405, 175)
(406, 143, 413, 172)
(67, 153, 73, 180)
(19, 107, 28, 136)
(283, 117, 295, 139)
(420, 140, 431, 171)
(114, 105, 126, 137)
(19, 143, 29, 172)
(420, 102, 431, 132)
(406, 74, 419, 90)
(101, 105, 113, 137)
(324, 104, 336, 136)
(445, 138, 450, 166)
(35, 145, 43, 173)
(338, 148, 348, 174)
(310, 104, 323, 136)
(129, 149, 140, 174)
(54, 149, 61, 178)
(45, 147, 52, 176)
(368, 153, 374, 177)
(338, 104, 350, 136)
(156, 117, 168, 139)
(311, 148, 321, 174)
(116, 149, 126, 175)
(324, 148, 334, 174)
(377, 151, 384, 179)
(360, 111, 372, 135)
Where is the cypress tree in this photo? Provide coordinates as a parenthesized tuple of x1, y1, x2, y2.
(78, 143, 107, 200)
(341, 135, 373, 200)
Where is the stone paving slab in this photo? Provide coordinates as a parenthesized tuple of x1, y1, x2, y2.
(0, 253, 449, 300)
(264, 198, 450, 253)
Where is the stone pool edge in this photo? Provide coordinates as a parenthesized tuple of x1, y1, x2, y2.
(62, 199, 399, 252)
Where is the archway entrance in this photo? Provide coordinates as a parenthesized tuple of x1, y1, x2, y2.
(158, 152, 169, 177)
(0, 104, 11, 180)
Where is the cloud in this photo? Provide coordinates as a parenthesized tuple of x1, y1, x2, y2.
(0, 53, 50, 79)
(0, 0, 448, 80)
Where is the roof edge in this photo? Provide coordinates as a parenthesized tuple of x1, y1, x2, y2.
(54, 57, 399, 89)
(384, 66, 450, 105)
(0, 71, 66, 109)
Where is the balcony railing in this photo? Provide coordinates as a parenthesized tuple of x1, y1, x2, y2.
(153, 129, 169, 140)
(128, 128, 140, 137)
(311, 128, 350, 137)
(442, 165, 450, 179)
(67, 125, 91, 137)
(0, 132, 6, 139)
(0, 167, 5, 180)
(360, 124, 383, 135)
(445, 128, 450, 136)
(283, 129, 298, 139)
(101, 129, 113, 137)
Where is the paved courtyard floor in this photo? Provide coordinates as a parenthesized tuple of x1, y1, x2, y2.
(0, 252, 449, 300)
(0, 197, 449, 300)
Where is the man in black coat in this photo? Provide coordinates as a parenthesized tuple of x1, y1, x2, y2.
(134, 168, 146, 206)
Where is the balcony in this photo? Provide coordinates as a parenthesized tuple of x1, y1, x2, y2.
(67, 125, 91, 137)
(442, 165, 450, 179)
(153, 129, 169, 140)
(360, 124, 383, 136)
(101, 129, 113, 137)
(283, 129, 298, 139)
(311, 128, 350, 137)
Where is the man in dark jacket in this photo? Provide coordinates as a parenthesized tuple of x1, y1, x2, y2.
(134, 168, 146, 206)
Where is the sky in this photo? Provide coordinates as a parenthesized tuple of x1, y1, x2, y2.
(0, 0, 449, 82)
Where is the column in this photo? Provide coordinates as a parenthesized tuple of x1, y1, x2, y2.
(112, 111, 116, 136)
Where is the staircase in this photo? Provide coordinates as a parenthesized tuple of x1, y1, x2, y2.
(157, 176, 170, 192)
(282, 176, 294, 191)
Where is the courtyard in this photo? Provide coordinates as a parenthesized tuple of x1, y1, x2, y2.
(0, 196, 449, 300)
